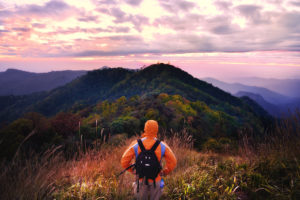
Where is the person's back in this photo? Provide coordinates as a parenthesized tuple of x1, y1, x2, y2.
(121, 120, 177, 200)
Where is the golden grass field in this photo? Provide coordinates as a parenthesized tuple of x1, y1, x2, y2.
(1, 112, 300, 200)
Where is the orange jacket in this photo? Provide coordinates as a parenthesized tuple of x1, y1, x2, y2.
(121, 120, 177, 182)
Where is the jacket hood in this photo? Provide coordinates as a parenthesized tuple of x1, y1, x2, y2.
(143, 120, 158, 138)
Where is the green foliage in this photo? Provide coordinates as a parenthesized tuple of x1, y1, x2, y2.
(0, 91, 266, 160)
(111, 116, 140, 136)
(80, 93, 262, 147)
(0, 118, 33, 159)
(145, 108, 160, 120)
(1, 112, 300, 200)
(0, 64, 271, 130)
(203, 138, 236, 153)
(51, 112, 80, 138)
(203, 138, 222, 152)
(54, 175, 130, 199)
(0, 65, 274, 160)
(107, 133, 128, 146)
(247, 157, 300, 199)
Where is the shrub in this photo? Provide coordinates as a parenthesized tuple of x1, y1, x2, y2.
(203, 138, 221, 152)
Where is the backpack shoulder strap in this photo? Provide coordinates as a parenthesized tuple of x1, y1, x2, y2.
(150, 140, 160, 152)
(137, 139, 146, 152)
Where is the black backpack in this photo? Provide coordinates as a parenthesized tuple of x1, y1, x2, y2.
(135, 139, 162, 190)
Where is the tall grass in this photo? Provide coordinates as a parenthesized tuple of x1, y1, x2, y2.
(0, 111, 300, 199)
(0, 146, 64, 199)
(238, 110, 300, 199)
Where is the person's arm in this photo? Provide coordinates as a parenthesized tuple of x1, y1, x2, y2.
(162, 143, 177, 175)
(121, 141, 136, 173)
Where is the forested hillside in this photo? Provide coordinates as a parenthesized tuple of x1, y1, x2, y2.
(1, 64, 299, 200)
(0, 64, 273, 161)
(0, 69, 86, 95)
(0, 64, 270, 125)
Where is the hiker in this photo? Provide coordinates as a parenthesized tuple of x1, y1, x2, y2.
(121, 120, 177, 200)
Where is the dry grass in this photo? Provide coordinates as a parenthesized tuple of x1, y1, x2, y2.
(0, 131, 205, 200)
(0, 146, 65, 199)
(1, 112, 300, 199)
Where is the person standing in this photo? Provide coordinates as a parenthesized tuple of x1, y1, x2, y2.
(121, 120, 177, 200)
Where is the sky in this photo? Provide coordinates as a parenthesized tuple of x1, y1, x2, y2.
(0, 0, 300, 81)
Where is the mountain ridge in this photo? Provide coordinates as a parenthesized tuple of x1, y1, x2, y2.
(0, 68, 87, 96)
(235, 91, 280, 116)
(229, 77, 300, 98)
(204, 77, 300, 116)
(0, 64, 271, 128)
(203, 77, 291, 105)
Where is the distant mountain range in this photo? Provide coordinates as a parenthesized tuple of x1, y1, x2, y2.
(203, 78, 292, 105)
(0, 69, 87, 95)
(235, 91, 281, 116)
(231, 77, 300, 98)
(1, 67, 298, 119)
(203, 78, 300, 117)
(0, 64, 270, 127)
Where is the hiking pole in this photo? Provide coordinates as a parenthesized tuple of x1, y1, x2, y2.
(118, 164, 136, 177)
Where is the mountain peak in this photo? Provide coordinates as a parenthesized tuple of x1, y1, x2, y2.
(136, 63, 193, 81)
(0, 63, 270, 129)
(144, 63, 183, 72)
(4, 68, 31, 74)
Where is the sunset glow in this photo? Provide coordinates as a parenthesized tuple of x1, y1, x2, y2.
(0, 0, 299, 79)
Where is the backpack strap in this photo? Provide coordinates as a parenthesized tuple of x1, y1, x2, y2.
(137, 139, 146, 152)
(160, 142, 166, 158)
(150, 140, 160, 152)
(134, 138, 146, 159)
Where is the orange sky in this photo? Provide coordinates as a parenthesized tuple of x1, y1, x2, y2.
(0, 0, 299, 79)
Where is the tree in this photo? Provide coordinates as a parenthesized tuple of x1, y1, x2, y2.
(0, 118, 34, 160)
(51, 112, 80, 138)
(110, 116, 140, 136)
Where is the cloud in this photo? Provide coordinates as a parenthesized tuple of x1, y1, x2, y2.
(106, 35, 143, 41)
(78, 15, 99, 22)
(45, 25, 131, 35)
(17, 1, 72, 17)
(279, 12, 300, 33)
(48, 35, 149, 57)
(107, 7, 149, 31)
(61, 29, 270, 58)
(235, 4, 265, 24)
(124, 0, 143, 6)
(211, 25, 235, 35)
(237, 4, 261, 15)
(154, 13, 238, 35)
(93, 0, 117, 5)
(95, 8, 110, 14)
(159, 0, 196, 13)
(72, 49, 158, 57)
(1, 0, 300, 60)
(111, 26, 130, 33)
(111, 7, 126, 22)
(154, 13, 203, 31)
(0, 10, 12, 18)
(205, 16, 240, 35)
(290, 1, 300, 7)
(32, 23, 46, 28)
(12, 27, 31, 32)
(215, 1, 232, 10)
(129, 15, 149, 31)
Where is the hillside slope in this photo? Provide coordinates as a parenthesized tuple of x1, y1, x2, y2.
(232, 77, 300, 98)
(203, 77, 291, 105)
(108, 64, 242, 106)
(236, 91, 280, 117)
(0, 64, 270, 125)
(0, 69, 86, 95)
